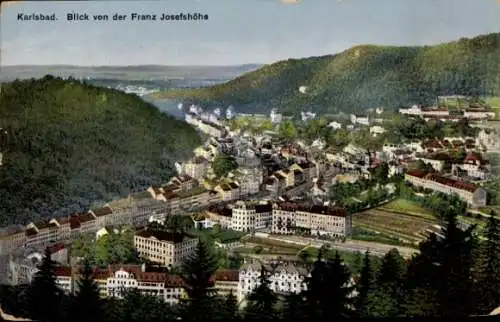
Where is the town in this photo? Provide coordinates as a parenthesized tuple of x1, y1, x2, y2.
(0, 94, 498, 311)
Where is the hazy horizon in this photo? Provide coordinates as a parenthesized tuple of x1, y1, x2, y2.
(3, 0, 500, 66)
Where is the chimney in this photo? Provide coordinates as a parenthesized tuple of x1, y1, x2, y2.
(141, 262, 146, 272)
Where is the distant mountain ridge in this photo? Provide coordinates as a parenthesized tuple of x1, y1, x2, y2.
(154, 32, 500, 114)
(0, 64, 262, 82)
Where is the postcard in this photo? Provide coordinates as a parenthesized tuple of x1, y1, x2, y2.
(1, 0, 500, 319)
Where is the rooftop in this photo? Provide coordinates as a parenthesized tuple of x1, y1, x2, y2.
(274, 201, 348, 217)
(136, 230, 194, 243)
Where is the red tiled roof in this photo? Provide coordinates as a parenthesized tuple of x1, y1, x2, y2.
(69, 214, 81, 229)
(55, 266, 72, 277)
(424, 173, 478, 193)
(25, 227, 37, 237)
(406, 169, 428, 178)
(464, 152, 481, 164)
(136, 272, 168, 283)
(214, 269, 239, 282)
(165, 275, 184, 288)
(136, 230, 191, 243)
(79, 213, 96, 224)
(275, 202, 348, 217)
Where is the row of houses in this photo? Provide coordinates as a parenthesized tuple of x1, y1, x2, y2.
(399, 105, 495, 120)
(200, 200, 352, 238)
(0, 175, 221, 256)
(49, 261, 355, 307)
(404, 170, 487, 207)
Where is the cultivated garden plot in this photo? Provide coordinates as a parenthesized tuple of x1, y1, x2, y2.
(352, 209, 436, 244)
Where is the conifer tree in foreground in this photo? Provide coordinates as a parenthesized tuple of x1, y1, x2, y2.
(322, 251, 355, 318)
(244, 265, 278, 320)
(435, 210, 475, 317)
(71, 259, 103, 322)
(180, 238, 218, 321)
(302, 247, 328, 319)
(218, 291, 240, 320)
(27, 247, 63, 322)
(366, 248, 407, 317)
(355, 250, 374, 316)
(473, 212, 500, 315)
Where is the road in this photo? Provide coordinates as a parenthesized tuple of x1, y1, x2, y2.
(261, 234, 419, 258)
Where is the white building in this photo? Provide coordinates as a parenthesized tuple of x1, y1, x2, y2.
(134, 230, 198, 267)
(452, 152, 491, 180)
(327, 121, 342, 130)
(405, 170, 487, 207)
(55, 264, 185, 306)
(271, 202, 352, 238)
(231, 201, 273, 232)
(369, 126, 386, 137)
(237, 261, 308, 304)
(270, 108, 283, 124)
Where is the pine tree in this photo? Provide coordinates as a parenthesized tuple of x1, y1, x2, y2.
(282, 292, 307, 319)
(436, 210, 476, 317)
(244, 265, 278, 320)
(403, 210, 476, 317)
(180, 238, 218, 321)
(366, 248, 406, 317)
(302, 248, 327, 319)
(71, 259, 103, 322)
(27, 247, 63, 322)
(473, 212, 500, 315)
(355, 250, 374, 316)
(218, 291, 240, 319)
(322, 251, 355, 318)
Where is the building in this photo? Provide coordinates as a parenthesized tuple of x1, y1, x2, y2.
(237, 261, 308, 304)
(54, 264, 186, 305)
(214, 269, 239, 298)
(214, 182, 240, 201)
(451, 152, 491, 180)
(204, 205, 233, 229)
(231, 201, 273, 232)
(405, 170, 487, 207)
(183, 156, 209, 180)
(271, 202, 352, 238)
(134, 230, 198, 267)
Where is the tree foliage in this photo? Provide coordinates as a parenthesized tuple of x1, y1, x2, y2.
(156, 33, 500, 115)
(212, 154, 238, 178)
(0, 76, 201, 225)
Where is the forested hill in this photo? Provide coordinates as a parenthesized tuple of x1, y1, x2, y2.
(0, 76, 201, 226)
(154, 32, 500, 114)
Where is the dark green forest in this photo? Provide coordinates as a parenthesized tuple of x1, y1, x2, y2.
(0, 76, 201, 226)
(155, 32, 500, 114)
(2, 210, 500, 321)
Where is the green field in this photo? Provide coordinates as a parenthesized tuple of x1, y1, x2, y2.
(241, 236, 303, 255)
(378, 198, 435, 220)
(352, 200, 437, 245)
(486, 96, 500, 108)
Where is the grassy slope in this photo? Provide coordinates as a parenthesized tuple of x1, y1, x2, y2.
(155, 33, 500, 114)
(0, 76, 201, 225)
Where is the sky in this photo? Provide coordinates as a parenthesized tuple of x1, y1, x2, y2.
(1, 0, 500, 66)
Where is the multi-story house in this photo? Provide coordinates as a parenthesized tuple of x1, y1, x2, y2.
(183, 156, 209, 180)
(271, 202, 351, 238)
(231, 201, 273, 232)
(214, 182, 240, 201)
(233, 166, 263, 196)
(214, 269, 239, 298)
(0, 226, 26, 255)
(415, 154, 450, 172)
(104, 197, 135, 227)
(237, 261, 308, 304)
(69, 212, 98, 237)
(405, 170, 487, 207)
(134, 230, 198, 267)
(451, 152, 491, 180)
(55, 264, 186, 305)
(204, 205, 233, 229)
(89, 206, 114, 228)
